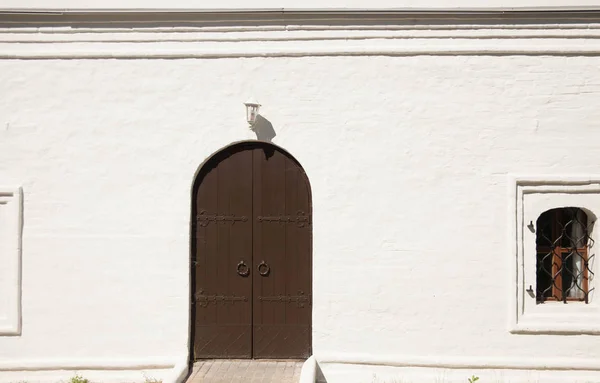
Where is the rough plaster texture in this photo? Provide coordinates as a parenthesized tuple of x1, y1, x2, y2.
(2, 22, 600, 383)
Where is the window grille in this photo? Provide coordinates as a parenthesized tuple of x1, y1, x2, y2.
(536, 207, 594, 303)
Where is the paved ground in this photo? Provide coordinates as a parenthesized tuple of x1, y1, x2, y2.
(186, 359, 304, 383)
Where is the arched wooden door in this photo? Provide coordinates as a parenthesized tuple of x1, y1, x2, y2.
(191, 142, 312, 360)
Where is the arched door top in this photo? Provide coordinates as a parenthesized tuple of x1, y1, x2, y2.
(191, 141, 311, 195)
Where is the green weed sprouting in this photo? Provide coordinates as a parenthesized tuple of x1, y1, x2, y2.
(68, 375, 90, 383)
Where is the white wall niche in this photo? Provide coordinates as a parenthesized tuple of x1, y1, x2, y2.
(0, 187, 22, 336)
(510, 177, 600, 335)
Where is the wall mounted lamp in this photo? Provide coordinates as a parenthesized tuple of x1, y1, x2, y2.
(244, 97, 261, 130)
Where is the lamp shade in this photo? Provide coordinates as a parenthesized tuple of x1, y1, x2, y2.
(244, 97, 261, 127)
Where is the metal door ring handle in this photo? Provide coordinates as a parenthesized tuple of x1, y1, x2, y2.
(237, 261, 249, 277)
(258, 261, 270, 276)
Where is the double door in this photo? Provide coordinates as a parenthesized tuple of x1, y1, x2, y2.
(192, 143, 312, 359)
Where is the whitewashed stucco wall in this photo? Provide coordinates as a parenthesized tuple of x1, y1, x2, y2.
(2, 21, 600, 383)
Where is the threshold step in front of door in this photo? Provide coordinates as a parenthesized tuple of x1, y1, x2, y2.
(187, 359, 303, 383)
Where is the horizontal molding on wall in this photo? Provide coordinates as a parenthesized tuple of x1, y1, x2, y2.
(3, 21, 600, 57)
(4, 8, 600, 26)
(0, 357, 177, 371)
(5, 26, 600, 41)
(316, 353, 600, 371)
(3, 38, 600, 58)
(4, 23, 600, 33)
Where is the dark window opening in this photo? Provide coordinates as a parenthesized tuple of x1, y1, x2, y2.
(536, 207, 595, 303)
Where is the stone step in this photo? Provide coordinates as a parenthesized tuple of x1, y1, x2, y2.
(186, 359, 304, 383)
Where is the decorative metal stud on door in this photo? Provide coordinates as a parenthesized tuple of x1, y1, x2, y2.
(191, 142, 312, 360)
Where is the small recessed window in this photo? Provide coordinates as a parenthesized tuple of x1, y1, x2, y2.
(536, 207, 594, 303)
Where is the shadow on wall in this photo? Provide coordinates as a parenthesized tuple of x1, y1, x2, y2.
(252, 114, 276, 142)
(316, 362, 327, 383)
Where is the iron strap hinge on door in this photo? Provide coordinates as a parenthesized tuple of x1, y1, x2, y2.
(195, 210, 248, 227)
(258, 290, 311, 308)
(193, 289, 248, 307)
(257, 210, 310, 228)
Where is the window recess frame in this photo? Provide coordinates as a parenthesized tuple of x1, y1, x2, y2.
(0, 186, 22, 336)
(509, 177, 600, 335)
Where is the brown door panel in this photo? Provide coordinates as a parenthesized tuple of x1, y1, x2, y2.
(192, 147, 253, 359)
(252, 147, 312, 359)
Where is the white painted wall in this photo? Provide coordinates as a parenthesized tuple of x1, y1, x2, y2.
(2, 19, 600, 383)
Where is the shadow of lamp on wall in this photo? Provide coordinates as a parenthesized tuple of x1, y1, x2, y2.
(244, 97, 276, 142)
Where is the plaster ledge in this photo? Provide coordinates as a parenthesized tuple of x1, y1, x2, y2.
(0, 358, 178, 371)
(313, 353, 600, 371)
(299, 356, 318, 383)
(5, 40, 600, 58)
